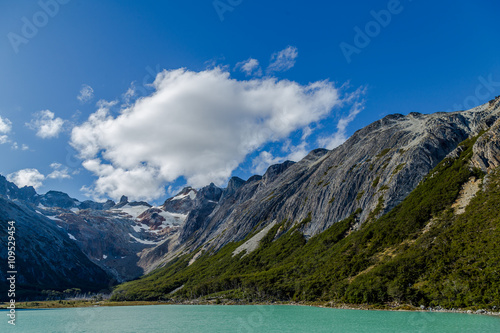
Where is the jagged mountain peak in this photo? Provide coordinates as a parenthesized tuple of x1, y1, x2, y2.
(162, 187, 198, 214)
(221, 177, 246, 200)
(39, 190, 79, 209)
(0, 174, 37, 203)
(262, 160, 296, 184)
(198, 183, 223, 200)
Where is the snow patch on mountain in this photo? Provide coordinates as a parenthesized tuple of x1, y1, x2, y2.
(132, 223, 150, 233)
(171, 190, 196, 201)
(114, 204, 150, 219)
(128, 233, 160, 245)
(158, 210, 187, 226)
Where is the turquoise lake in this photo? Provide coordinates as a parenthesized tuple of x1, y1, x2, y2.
(1, 305, 499, 332)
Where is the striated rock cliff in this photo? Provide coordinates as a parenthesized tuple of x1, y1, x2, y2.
(166, 100, 500, 263)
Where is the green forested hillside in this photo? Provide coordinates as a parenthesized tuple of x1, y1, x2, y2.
(112, 136, 500, 309)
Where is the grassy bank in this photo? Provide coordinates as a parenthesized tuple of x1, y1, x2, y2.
(0, 300, 166, 309)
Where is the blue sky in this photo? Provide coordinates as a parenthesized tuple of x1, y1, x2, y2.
(0, 0, 499, 203)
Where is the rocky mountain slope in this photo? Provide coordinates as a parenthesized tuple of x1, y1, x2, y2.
(112, 97, 500, 309)
(0, 197, 111, 300)
(146, 98, 500, 269)
(2, 96, 499, 303)
(0, 177, 198, 299)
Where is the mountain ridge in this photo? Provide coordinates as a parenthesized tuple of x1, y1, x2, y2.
(112, 114, 500, 309)
(2, 96, 500, 303)
(153, 99, 500, 269)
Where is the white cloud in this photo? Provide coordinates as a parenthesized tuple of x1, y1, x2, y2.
(7, 169, 45, 189)
(123, 83, 136, 104)
(301, 126, 313, 141)
(285, 141, 310, 162)
(235, 58, 262, 77)
(6, 163, 72, 190)
(50, 162, 62, 169)
(251, 151, 284, 175)
(250, 90, 365, 175)
(251, 140, 310, 175)
(71, 67, 346, 201)
(0, 116, 12, 133)
(77, 84, 94, 103)
(267, 46, 298, 73)
(26, 110, 65, 139)
(80, 160, 165, 201)
(0, 116, 12, 144)
(318, 100, 364, 149)
(10, 142, 29, 151)
(47, 162, 72, 180)
(204, 57, 228, 71)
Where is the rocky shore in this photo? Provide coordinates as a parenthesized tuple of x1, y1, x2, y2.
(3, 298, 500, 319)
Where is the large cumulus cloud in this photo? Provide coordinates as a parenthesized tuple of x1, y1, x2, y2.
(71, 67, 349, 201)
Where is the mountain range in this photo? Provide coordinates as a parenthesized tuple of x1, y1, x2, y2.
(1, 96, 500, 308)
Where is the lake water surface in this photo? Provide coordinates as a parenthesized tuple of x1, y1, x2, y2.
(1, 305, 499, 332)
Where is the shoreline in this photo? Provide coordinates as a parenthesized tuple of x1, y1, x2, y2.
(2, 299, 500, 317)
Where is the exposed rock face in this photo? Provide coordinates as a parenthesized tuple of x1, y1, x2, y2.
(0, 176, 189, 286)
(52, 209, 159, 282)
(179, 183, 223, 243)
(162, 187, 197, 213)
(471, 103, 500, 172)
(79, 199, 115, 210)
(0, 198, 111, 300)
(262, 160, 295, 185)
(451, 177, 482, 215)
(39, 191, 79, 209)
(171, 101, 500, 257)
(221, 177, 245, 200)
(113, 196, 129, 209)
(232, 220, 278, 257)
(138, 208, 166, 230)
(0, 175, 37, 203)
